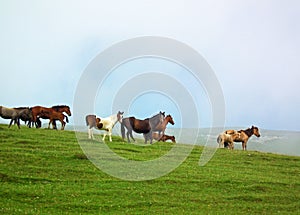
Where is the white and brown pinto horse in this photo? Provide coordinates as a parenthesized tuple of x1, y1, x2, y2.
(217, 126, 261, 150)
(86, 111, 124, 142)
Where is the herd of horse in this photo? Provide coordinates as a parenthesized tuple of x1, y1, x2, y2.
(86, 111, 176, 144)
(0, 105, 260, 149)
(0, 105, 71, 130)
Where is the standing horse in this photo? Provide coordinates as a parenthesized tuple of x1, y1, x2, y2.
(9, 107, 33, 128)
(0, 106, 30, 129)
(152, 114, 175, 135)
(217, 126, 261, 150)
(51, 105, 72, 129)
(38, 109, 69, 130)
(30, 105, 71, 129)
(86, 111, 124, 142)
(121, 111, 165, 144)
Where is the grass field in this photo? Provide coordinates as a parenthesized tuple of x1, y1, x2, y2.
(0, 124, 299, 214)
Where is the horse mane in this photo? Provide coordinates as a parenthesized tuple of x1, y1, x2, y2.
(13, 107, 29, 110)
(240, 127, 255, 137)
(51, 105, 69, 109)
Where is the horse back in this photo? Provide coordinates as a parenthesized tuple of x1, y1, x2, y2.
(130, 117, 151, 133)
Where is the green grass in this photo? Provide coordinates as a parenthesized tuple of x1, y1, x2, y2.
(0, 124, 299, 214)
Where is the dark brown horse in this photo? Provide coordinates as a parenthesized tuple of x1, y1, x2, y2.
(121, 111, 165, 144)
(217, 126, 261, 150)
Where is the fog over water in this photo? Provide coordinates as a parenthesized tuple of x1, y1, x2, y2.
(70, 123, 300, 157)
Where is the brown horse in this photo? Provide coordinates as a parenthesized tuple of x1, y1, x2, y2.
(152, 133, 176, 143)
(217, 126, 261, 150)
(30, 106, 69, 130)
(121, 111, 165, 144)
(152, 114, 175, 135)
(51, 105, 72, 129)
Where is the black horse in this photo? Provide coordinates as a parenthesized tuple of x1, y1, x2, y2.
(121, 111, 165, 144)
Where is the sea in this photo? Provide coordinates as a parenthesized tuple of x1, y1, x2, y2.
(69, 124, 300, 157)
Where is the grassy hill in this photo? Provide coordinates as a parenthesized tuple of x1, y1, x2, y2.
(0, 124, 299, 214)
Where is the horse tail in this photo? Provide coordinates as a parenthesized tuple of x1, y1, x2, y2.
(65, 115, 69, 123)
(217, 134, 222, 144)
(121, 120, 126, 140)
(85, 116, 89, 126)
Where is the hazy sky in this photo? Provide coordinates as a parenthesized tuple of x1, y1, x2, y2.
(1, 0, 300, 130)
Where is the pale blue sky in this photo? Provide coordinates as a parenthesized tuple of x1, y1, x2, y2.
(1, 0, 300, 130)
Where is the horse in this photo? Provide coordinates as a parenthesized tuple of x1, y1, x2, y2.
(39, 109, 69, 130)
(217, 126, 261, 150)
(9, 107, 33, 128)
(30, 105, 70, 129)
(152, 132, 176, 143)
(85, 111, 124, 142)
(121, 111, 165, 144)
(152, 114, 175, 135)
(0, 106, 31, 129)
(51, 105, 72, 129)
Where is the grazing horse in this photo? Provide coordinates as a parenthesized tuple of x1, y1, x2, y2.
(152, 114, 175, 135)
(152, 133, 176, 143)
(86, 111, 124, 142)
(121, 111, 165, 144)
(217, 126, 261, 150)
(0, 106, 30, 129)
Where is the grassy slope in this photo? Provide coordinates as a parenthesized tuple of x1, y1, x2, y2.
(0, 124, 299, 214)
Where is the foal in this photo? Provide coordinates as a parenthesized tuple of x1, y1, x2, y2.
(152, 114, 175, 135)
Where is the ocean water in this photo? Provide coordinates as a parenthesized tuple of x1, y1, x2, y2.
(73, 124, 300, 157)
(170, 128, 300, 157)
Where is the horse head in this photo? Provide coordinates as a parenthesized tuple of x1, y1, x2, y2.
(166, 114, 175, 125)
(252, 126, 261, 137)
(65, 106, 72, 116)
(159, 111, 165, 123)
(117, 111, 124, 123)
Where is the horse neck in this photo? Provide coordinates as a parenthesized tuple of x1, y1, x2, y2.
(161, 118, 169, 127)
(109, 114, 119, 125)
(151, 114, 162, 126)
(243, 128, 253, 137)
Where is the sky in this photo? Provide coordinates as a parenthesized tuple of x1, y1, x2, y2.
(1, 0, 300, 131)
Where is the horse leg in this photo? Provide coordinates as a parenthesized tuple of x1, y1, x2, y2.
(242, 142, 246, 150)
(61, 120, 65, 130)
(88, 128, 92, 139)
(102, 133, 107, 142)
(129, 131, 135, 142)
(9, 119, 13, 128)
(108, 129, 112, 142)
(17, 118, 20, 129)
(150, 133, 153, 144)
(48, 119, 52, 129)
